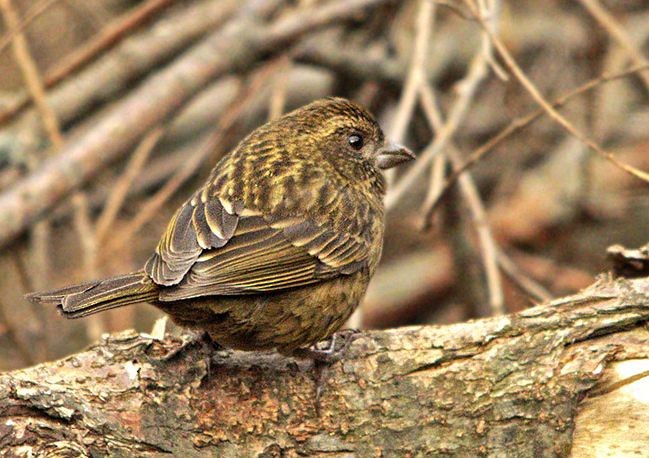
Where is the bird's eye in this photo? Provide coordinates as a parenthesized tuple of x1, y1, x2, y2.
(348, 134, 364, 150)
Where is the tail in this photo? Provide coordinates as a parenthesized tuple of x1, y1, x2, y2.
(25, 271, 159, 319)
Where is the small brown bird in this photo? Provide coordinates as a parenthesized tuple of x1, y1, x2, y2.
(27, 97, 414, 358)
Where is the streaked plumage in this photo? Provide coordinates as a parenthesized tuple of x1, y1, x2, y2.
(27, 97, 414, 354)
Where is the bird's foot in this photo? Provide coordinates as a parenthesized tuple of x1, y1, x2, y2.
(293, 328, 360, 363)
(291, 329, 360, 416)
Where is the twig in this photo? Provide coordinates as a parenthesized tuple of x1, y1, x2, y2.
(29, 220, 51, 290)
(0, 0, 240, 126)
(102, 65, 280, 257)
(94, 127, 164, 244)
(425, 149, 448, 228)
(1, 0, 65, 289)
(1, 0, 98, 295)
(476, 0, 507, 81)
(0, 0, 63, 147)
(419, 82, 504, 315)
(0, 0, 60, 56)
(0, 0, 397, 248)
(70, 192, 104, 341)
(421, 62, 649, 219)
(46, 0, 175, 89)
(419, 0, 501, 224)
(268, 56, 291, 121)
(71, 194, 96, 274)
(578, 0, 649, 92)
(389, 0, 434, 144)
(466, 0, 649, 184)
(385, 34, 491, 210)
(385, 0, 435, 187)
(352, 0, 435, 328)
(497, 249, 552, 303)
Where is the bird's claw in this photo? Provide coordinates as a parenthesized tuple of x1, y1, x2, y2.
(290, 329, 360, 416)
(293, 328, 360, 364)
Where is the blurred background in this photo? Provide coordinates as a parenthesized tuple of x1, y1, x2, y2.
(0, 0, 648, 370)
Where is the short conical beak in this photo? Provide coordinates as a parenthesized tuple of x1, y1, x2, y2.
(376, 141, 416, 170)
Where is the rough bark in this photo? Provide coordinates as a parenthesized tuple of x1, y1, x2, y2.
(1, 275, 648, 457)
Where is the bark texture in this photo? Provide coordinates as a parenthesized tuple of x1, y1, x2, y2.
(1, 275, 648, 457)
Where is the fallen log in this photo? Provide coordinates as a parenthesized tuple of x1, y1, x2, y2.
(1, 273, 648, 456)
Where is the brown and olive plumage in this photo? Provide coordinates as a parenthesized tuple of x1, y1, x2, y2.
(27, 98, 414, 354)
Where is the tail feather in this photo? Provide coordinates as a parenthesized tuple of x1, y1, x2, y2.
(26, 271, 159, 319)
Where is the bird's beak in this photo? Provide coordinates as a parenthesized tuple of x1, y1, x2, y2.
(376, 141, 416, 170)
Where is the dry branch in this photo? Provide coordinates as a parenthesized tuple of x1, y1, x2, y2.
(0, 0, 175, 126)
(578, 0, 649, 92)
(44, 0, 175, 88)
(1, 274, 648, 456)
(422, 62, 649, 218)
(467, 0, 649, 184)
(295, 38, 405, 86)
(0, 0, 398, 248)
(0, 0, 239, 140)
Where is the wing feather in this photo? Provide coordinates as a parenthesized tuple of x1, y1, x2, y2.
(158, 215, 321, 300)
(145, 197, 237, 286)
(144, 155, 377, 298)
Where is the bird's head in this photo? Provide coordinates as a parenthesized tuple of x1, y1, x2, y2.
(280, 97, 415, 176)
(285, 97, 415, 175)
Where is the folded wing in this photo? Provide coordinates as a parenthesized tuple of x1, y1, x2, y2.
(145, 194, 370, 301)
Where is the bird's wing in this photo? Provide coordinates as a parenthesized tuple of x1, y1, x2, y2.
(144, 193, 371, 302)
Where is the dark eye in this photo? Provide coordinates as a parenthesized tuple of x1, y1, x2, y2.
(348, 133, 364, 150)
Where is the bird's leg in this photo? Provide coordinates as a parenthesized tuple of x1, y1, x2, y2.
(291, 329, 360, 416)
(292, 328, 360, 363)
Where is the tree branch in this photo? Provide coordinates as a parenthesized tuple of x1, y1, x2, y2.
(1, 274, 648, 455)
(0, 0, 397, 248)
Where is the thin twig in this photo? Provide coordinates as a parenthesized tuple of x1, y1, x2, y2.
(95, 127, 164, 244)
(1, 0, 65, 289)
(268, 56, 291, 121)
(389, 0, 434, 144)
(0, 0, 63, 147)
(385, 0, 435, 186)
(29, 220, 51, 290)
(422, 62, 649, 219)
(103, 65, 281, 257)
(386, 50, 490, 210)
(1, 0, 96, 294)
(0, 0, 61, 56)
(71, 196, 96, 269)
(466, 0, 649, 184)
(352, 0, 435, 329)
(71, 193, 100, 367)
(419, 82, 504, 315)
(578, 0, 649, 92)
(497, 249, 552, 303)
(47, 0, 175, 88)
(419, 0, 500, 223)
(0, 0, 240, 126)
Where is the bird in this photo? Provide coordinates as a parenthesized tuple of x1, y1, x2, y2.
(26, 97, 415, 359)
